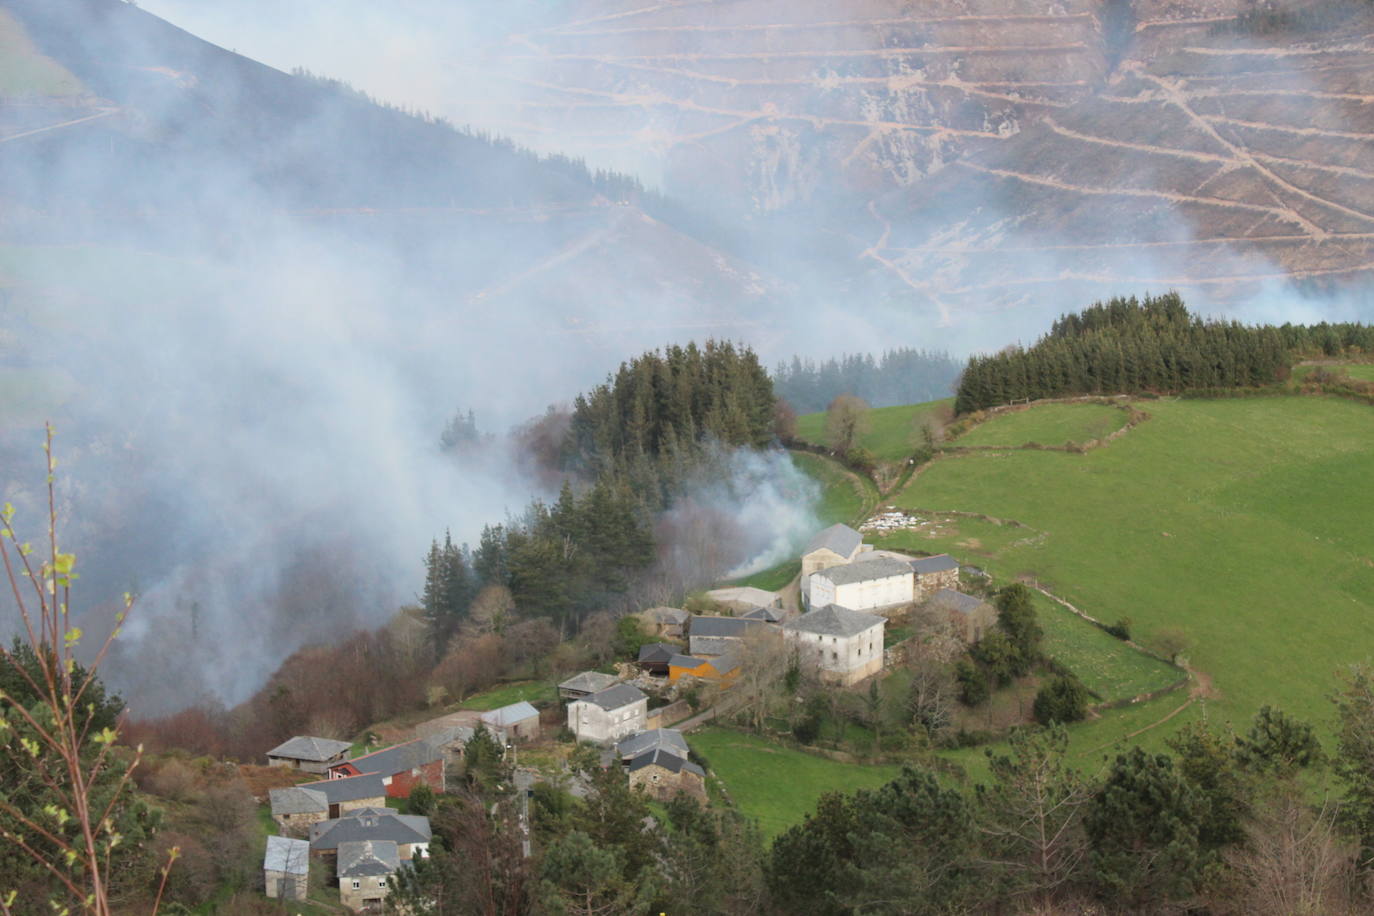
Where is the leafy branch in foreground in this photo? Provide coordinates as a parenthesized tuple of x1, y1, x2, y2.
(0, 426, 173, 915)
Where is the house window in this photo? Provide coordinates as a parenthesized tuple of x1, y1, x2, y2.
(379, 877, 388, 887)
(831, 652, 838, 661)
(352, 880, 361, 890)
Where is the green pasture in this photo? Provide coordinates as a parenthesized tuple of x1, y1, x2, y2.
(731, 559, 801, 592)
(460, 680, 556, 711)
(866, 511, 1040, 560)
(1293, 364, 1374, 383)
(892, 396, 1374, 738)
(795, 399, 952, 463)
(955, 402, 1128, 448)
(790, 451, 876, 526)
(1034, 590, 1180, 703)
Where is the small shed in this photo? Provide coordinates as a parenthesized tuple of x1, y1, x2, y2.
(911, 554, 960, 601)
(637, 643, 678, 677)
(627, 748, 707, 803)
(265, 736, 352, 774)
(263, 835, 309, 901)
(929, 588, 997, 644)
(480, 701, 541, 742)
(558, 671, 620, 700)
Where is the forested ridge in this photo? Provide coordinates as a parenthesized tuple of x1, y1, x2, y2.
(955, 293, 1374, 414)
(773, 348, 961, 414)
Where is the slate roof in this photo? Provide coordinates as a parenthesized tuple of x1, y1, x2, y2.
(577, 683, 647, 711)
(423, 725, 474, 750)
(481, 702, 540, 727)
(931, 588, 990, 616)
(785, 604, 885, 638)
(814, 557, 913, 586)
(911, 554, 960, 575)
(338, 740, 439, 777)
(642, 606, 690, 624)
(637, 643, 678, 664)
(669, 654, 710, 671)
(270, 773, 387, 816)
(559, 671, 620, 694)
(704, 586, 781, 608)
(617, 728, 689, 760)
(264, 835, 310, 876)
(628, 748, 705, 779)
(803, 523, 862, 558)
(269, 786, 328, 816)
(711, 654, 743, 676)
(310, 808, 432, 852)
(337, 840, 400, 878)
(266, 735, 352, 762)
(689, 616, 762, 638)
(742, 605, 784, 623)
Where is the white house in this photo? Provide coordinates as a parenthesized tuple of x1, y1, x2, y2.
(807, 556, 913, 612)
(567, 683, 648, 745)
(783, 604, 886, 686)
(800, 524, 865, 582)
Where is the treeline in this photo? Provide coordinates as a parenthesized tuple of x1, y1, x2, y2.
(773, 348, 961, 414)
(954, 292, 1374, 413)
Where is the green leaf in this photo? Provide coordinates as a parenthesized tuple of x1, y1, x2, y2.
(63, 627, 82, 648)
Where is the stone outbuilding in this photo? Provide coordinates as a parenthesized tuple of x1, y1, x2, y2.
(911, 555, 960, 602)
(929, 588, 997, 644)
(559, 671, 620, 700)
(688, 616, 765, 657)
(800, 523, 865, 582)
(628, 748, 707, 803)
(328, 740, 444, 798)
(616, 728, 689, 763)
(265, 736, 352, 774)
(480, 701, 541, 742)
(807, 556, 914, 613)
(263, 835, 309, 901)
(784, 604, 886, 686)
(311, 807, 432, 861)
(269, 774, 388, 835)
(567, 683, 648, 745)
(641, 606, 690, 638)
(337, 839, 399, 912)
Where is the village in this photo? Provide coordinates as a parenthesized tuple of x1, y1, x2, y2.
(256, 523, 994, 911)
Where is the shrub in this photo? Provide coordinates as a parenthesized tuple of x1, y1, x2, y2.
(408, 782, 437, 816)
(1033, 675, 1090, 725)
(1104, 617, 1132, 641)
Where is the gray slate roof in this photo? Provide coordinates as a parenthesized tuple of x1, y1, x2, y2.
(742, 605, 784, 623)
(628, 748, 705, 779)
(690, 616, 763, 638)
(931, 588, 990, 616)
(642, 606, 690, 624)
(311, 808, 432, 852)
(342, 740, 440, 777)
(270, 774, 387, 815)
(266, 735, 351, 762)
(711, 654, 743, 676)
(481, 702, 540, 727)
(911, 554, 960, 575)
(617, 728, 689, 760)
(578, 683, 647, 711)
(638, 643, 678, 664)
(705, 586, 781, 608)
(337, 840, 400, 878)
(814, 556, 913, 586)
(803, 523, 862, 558)
(668, 654, 709, 670)
(785, 604, 885, 638)
(559, 671, 620, 694)
(264, 835, 310, 875)
(423, 725, 474, 750)
(269, 786, 328, 816)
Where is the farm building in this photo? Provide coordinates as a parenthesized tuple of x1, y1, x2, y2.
(328, 740, 444, 797)
(637, 642, 678, 676)
(929, 588, 997, 644)
(641, 606, 690, 637)
(784, 604, 886, 686)
(310, 807, 432, 860)
(336, 840, 399, 912)
(689, 616, 765, 657)
(911, 555, 960, 601)
(628, 748, 707, 803)
(269, 774, 388, 835)
(616, 728, 690, 762)
(417, 724, 473, 767)
(568, 683, 648, 745)
(480, 701, 541, 742)
(742, 605, 785, 623)
(263, 835, 309, 901)
(807, 557, 913, 612)
(801, 523, 865, 582)
(704, 585, 782, 612)
(558, 671, 620, 700)
(265, 736, 351, 774)
(668, 653, 740, 686)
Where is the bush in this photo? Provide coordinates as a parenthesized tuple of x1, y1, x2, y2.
(408, 782, 436, 816)
(1033, 676, 1090, 725)
(1104, 617, 1132, 641)
(955, 659, 989, 707)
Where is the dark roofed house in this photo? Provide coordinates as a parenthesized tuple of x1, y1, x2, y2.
(627, 748, 706, 803)
(311, 807, 432, 860)
(742, 605, 785, 623)
(567, 682, 649, 745)
(911, 554, 961, 601)
(328, 740, 443, 798)
(689, 616, 765, 657)
(264, 835, 310, 901)
(559, 671, 621, 700)
(269, 773, 388, 834)
(929, 588, 997, 644)
(637, 642, 678, 676)
(616, 728, 689, 762)
(266, 736, 352, 774)
(336, 839, 401, 912)
(783, 604, 886, 686)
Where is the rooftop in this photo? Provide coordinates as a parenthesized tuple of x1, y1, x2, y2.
(930, 588, 990, 615)
(803, 523, 862, 559)
(642, 606, 690, 624)
(270, 773, 387, 815)
(480, 702, 540, 727)
(637, 643, 678, 664)
(337, 740, 440, 777)
(814, 556, 913, 586)
(558, 671, 620, 694)
(266, 735, 351, 762)
(264, 835, 310, 876)
(704, 586, 781, 608)
(628, 747, 705, 779)
(310, 808, 431, 852)
(668, 654, 710, 670)
(785, 604, 886, 638)
(742, 605, 784, 623)
(617, 728, 689, 760)
(690, 616, 764, 638)
(337, 839, 400, 878)
(911, 554, 960, 575)
(577, 682, 647, 711)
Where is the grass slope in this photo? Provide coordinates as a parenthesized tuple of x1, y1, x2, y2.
(796, 399, 952, 463)
(894, 396, 1374, 737)
(790, 451, 876, 525)
(0, 10, 83, 96)
(956, 402, 1127, 447)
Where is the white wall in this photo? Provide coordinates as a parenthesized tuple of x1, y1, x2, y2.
(832, 572, 912, 611)
(784, 621, 884, 682)
(568, 698, 648, 745)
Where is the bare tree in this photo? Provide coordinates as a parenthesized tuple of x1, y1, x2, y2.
(823, 395, 870, 454)
(1152, 626, 1191, 664)
(1224, 789, 1357, 916)
(732, 627, 790, 733)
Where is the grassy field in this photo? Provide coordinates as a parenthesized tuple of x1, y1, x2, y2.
(955, 402, 1128, 448)
(867, 513, 1041, 561)
(795, 399, 953, 463)
(892, 396, 1374, 738)
(731, 559, 801, 591)
(460, 680, 556, 710)
(688, 727, 903, 839)
(1294, 364, 1374, 383)
(1035, 590, 1181, 703)
(790, 451, 876, 525)
(0, 11, 83, 96)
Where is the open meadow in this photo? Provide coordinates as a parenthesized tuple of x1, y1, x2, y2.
(955, 401, 1128, 447)
(795, 399, 952, 463)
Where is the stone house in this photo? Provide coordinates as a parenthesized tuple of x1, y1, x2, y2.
(783, 604, 886, 686)
(310, 807, 432, 861)
(641, 606, 690, 638)
(480, 701, 541, 742)
(637, 642, 679, 676)
(929, 588, 997, 644)
(807, 557, 913, 613)
(558, 671, 620, 700)
(328, 740, 444, 798)
(628, 748, 706, 803)
(911, 555, 960, 602)
(567, 683, 648, 745)
(668, 653, 740, 686)
(417, 725, 473, 769)
(688, 616, 765, 657)
(337, 839, 399, 912)
(265, 736, 352, 774)
(269, 774, 387, 835)
(616, 728, 689, 763)
(263, 835, 309, 901)
(800, 523, 865, 583)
